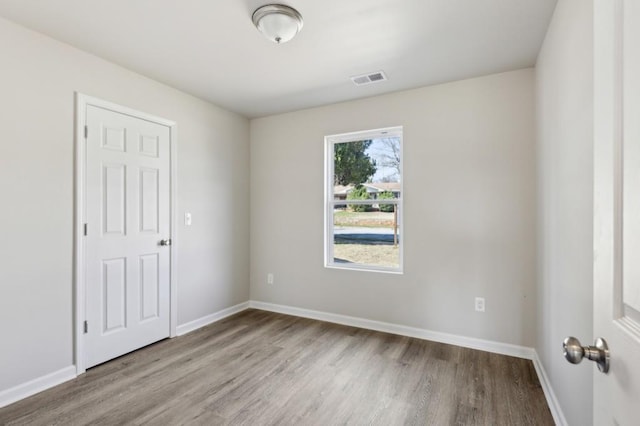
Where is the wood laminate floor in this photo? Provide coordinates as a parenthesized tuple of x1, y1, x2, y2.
(0, 309, 554, 425)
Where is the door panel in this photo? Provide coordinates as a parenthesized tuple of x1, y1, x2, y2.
(140, 167, 159, 233)
(594, 0, 640, 423)
(85, 104, 171, 368)
(140, 253, 160, 321)
(102, 257, 127, 333)
(102, 126, 126, 152)
(103, 164, 126, 235)
(139, 134, 159, 157)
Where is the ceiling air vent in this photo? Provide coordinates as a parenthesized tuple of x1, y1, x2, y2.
(351, 71, 388, 86)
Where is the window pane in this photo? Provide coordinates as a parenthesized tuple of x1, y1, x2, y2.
(326, 128, 402, 272)
(332, 204, 400, 269)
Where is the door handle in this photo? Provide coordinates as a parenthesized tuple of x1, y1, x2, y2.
(159, 239, 172, 246)
(562, 336, 610, 373)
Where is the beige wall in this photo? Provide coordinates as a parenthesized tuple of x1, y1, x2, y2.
(535, 0, 594, 424)
(250, 69, 537, 347)
(0, 17, 250, 392)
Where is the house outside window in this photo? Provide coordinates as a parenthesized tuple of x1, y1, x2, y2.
(325, 126, 403, 273)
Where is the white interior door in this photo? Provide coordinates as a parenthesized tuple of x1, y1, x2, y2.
(594, 0, 640, 423)
(84, 103, 172, 368)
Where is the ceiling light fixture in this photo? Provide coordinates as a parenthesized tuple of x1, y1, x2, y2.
(252, 4, 303, 44)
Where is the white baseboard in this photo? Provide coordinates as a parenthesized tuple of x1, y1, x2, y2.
(248, 300, 535, 360)
(532, 351, 568, 426)
(176, 300, 564, 424)
(254, 299, 565, 423)
(176, 301, 250, 336)
(0, 301, 562, 422)
(0, 365, 76, 409)
(0, 302, 250, 409)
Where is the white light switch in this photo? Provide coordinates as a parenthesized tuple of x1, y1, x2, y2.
(184, 212, 192, 226)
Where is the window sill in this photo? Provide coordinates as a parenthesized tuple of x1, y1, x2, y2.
(325, 263, 403, 275)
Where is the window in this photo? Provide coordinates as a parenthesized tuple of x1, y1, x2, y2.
(325, 126, 403, 273)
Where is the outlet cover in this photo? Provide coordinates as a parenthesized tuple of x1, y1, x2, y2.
(267, 273, 274, 285)
(475, 297, 485, 312)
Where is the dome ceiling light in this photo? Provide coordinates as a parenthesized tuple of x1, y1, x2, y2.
(252, 4, 303, 44)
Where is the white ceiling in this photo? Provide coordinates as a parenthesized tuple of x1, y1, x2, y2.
(0, 0, 557, 118)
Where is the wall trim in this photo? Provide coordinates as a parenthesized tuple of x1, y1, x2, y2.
(532, 351, 568, 426)
(249, 300, 535, 360)
(0, 366, 76, 409)
(0, 302, 249, 409)
(176, 301, 250, 336)
(1, 303, 561, 415)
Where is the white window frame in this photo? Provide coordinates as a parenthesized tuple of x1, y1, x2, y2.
(324, 126, 404, 274)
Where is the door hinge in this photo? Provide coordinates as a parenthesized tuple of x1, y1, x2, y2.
(83, 223, 88, 236)
(84, 125, 88, 139)
(83, 320, 88, 334)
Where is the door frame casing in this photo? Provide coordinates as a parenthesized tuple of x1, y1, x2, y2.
(74, 93, 178, 375)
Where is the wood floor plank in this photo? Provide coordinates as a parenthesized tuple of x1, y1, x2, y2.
(0, 309, 555, 425)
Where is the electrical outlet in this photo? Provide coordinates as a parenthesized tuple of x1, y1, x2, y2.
(184, 212, 192, 226)
(267, 273, 274, 285)
(475, 297, 485, 312)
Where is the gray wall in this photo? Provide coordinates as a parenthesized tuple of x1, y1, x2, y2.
(535, 0, 594, 424)
(0, 17, 250, 392)
(250, 69, 537, 347)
